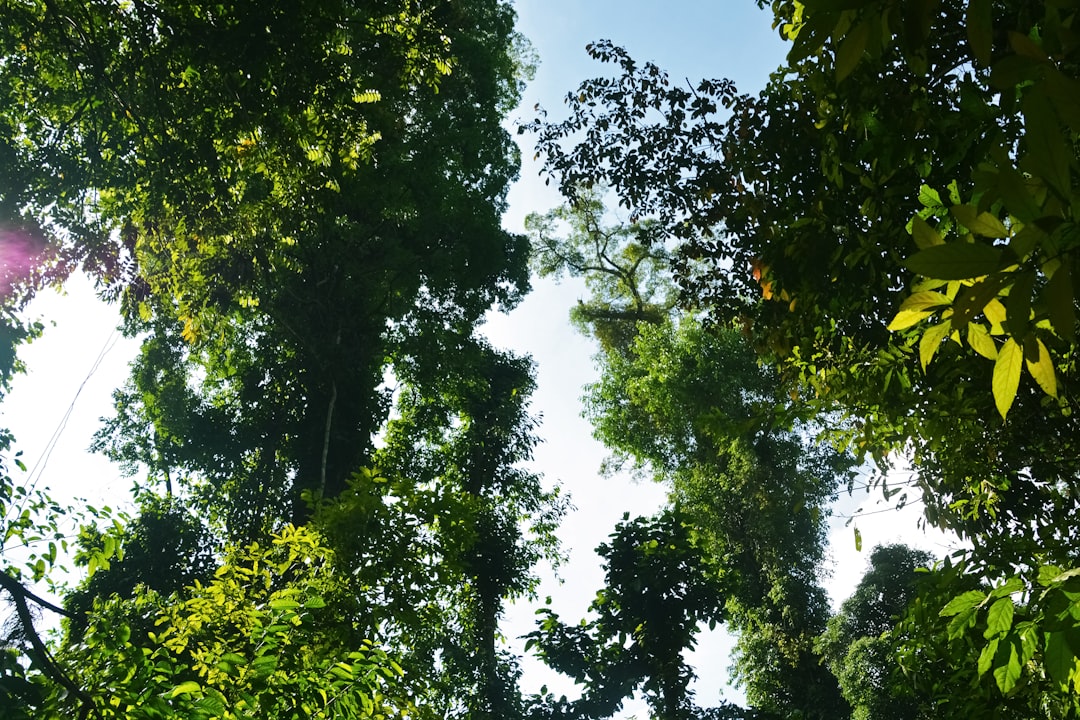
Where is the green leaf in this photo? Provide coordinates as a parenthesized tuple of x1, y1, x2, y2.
(1045, 630, 1078, 688)
(911, 215, 944, 249)
(966, 0, 993, 66)
(992, 636, 1023, 694)
(1023, 336, 1057, 397)
(993, 338, 1023, 419)
(991, 576, 1024, 599)
(854, 525, 862, 551)
(905, 241, 1003, 280)
(985, 597, 1015, 639)
(268, 598, 301, 611)
(979, 636, 999, 676)
(1018, 623, 1038, 667)
(941, 589, 987, 617)
(1009, 30, 1050, 61)
(995, 166, 1043, 223)
(918, 184, 944, 209)
(1039, 565, 1066, 586)
(835, 19, 870, 81)
(1006, 271, 1035, 338)
(950, 205, 1009, 238)
(1023, 91, 1071, 199)
(170, 680, 202, 698)
(1046, 260, 1076, 342)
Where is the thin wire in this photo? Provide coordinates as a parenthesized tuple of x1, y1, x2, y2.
(22, 326, 121, 499)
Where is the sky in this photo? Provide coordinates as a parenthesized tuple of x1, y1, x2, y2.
(1, 1, 962, 717)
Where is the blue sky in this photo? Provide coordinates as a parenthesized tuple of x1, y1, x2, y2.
(487, 2, 789, 711)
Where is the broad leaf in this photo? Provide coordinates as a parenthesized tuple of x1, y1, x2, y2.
(967, 322, 998, 360)
(835, 19, 870, 82)
(1023, 336, 1057, 397)
(941, 589, 987, 617)
(992, 636, 1023, 694)
(905, 241, 1003, 280)
(1046, 261, 1076, 341)
(978, 636, 999, 676)
(171, 681, 202, 697)
(912, 215, 944, 248)
(966, 0, 993, 66)
(993, 338, 1023, 419)
(1045, 630, 1078, 688)
(984, 597, 1014, 639)
(951, 204, 1009, 238)
(920, 320, 951, 371)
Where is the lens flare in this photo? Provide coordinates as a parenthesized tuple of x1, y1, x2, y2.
(0, 226, 48, 302)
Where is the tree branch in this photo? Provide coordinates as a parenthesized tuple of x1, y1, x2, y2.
(0, 569, 94, 715)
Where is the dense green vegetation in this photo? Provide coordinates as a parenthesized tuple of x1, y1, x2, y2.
(1, 0, 1079, 719)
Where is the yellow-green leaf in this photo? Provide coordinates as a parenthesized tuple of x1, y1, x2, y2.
(941, 589, 987, 617)
(912, 215, 944, 249)
(887, 308, 935, 331)
(985, 298, 1007, 332)
(953, 274, 1009, 328)
(993, 338, 1023, 419)
(171, 681, 202, 697)
(854, 525, 862, 551)
(899, 290, 952, 312)
(967, 323, 998, 360)
(979, 637, 1000, 676)
(1024, 336, 1057, 397)
(993, 637, 1023, 694)
(888, 291, 952, 331)
(984, 597, 1014, 639)
(951, 204, 1009, 238)
(920, 320, 952, 371)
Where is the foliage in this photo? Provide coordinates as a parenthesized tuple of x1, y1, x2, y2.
(38, 525, 411, 720)
(816, 545, 933, 720)
(525, 509, 726, 720)
(526, 190, 676, 354)
(64, 495, 217, 635)
(315, 338, 566, 720)
(524, 197, 853, 718)
(3, 0, 532, 533)
(782, 0, 1080, 419)
(1, 0, 559, 716)
(524, 2, 1080, 705)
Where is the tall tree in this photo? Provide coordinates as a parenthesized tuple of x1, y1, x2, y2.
(526, 509, 726, 720)
(817, 544, 933, 720)
(526, 198, 853, 719)
(0, 1, 563, 716)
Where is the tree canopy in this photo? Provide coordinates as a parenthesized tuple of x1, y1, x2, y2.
(523, 0, 1080, 715)
(4, 0, 1080, 718)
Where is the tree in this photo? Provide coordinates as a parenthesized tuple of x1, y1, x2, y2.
(523, 1, 1080, 700)
(525, 198, 853, 719)
(49, 525, 413, 720)
(1, 1, 562, 715)
(526, 509, 727, 720)
(817, 544, 933, 720)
